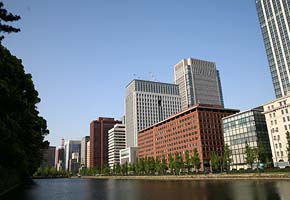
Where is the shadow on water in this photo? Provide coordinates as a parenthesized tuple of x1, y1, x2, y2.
(2, 178, 290, 200)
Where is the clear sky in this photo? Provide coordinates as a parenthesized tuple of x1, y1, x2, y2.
(2, 0, 274, 147)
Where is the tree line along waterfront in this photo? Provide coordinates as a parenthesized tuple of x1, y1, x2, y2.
(77, 143, 290, 177)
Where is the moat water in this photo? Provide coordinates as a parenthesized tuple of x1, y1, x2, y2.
(3, 178, 290, 200)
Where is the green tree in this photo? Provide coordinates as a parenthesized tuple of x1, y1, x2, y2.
(192, 148, 201, 173)
(168, 153, 174, 174)
(184, 150, 191, 174)
(0, 2, 49, 180)
(223, 144, 232, 172)
(245, 142, 255, 169)
(174, 152, 183, 175)
(210, 152, 220, 173)
(116, 163, 121, 175)
(286, 131, 290, 163)
(155, 157, 162, 175)
(0, 1, 21, 42)
(161, 155, 168, 175)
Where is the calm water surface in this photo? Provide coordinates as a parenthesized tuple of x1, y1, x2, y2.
(3, 178, 290, 200)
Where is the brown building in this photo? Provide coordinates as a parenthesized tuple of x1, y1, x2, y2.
(90, 117, 121, 169)
(138, 104, 239, 171)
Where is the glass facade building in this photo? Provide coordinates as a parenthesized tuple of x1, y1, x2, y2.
(256, 0, 290, 98)
(222, 107, 272, 170)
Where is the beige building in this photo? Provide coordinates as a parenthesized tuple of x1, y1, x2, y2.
(174, 58, 224, 110)
(263, 94, 290, 168)
(86, 141, 90, 168)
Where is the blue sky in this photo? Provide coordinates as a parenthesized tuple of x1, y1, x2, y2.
(3, 0, 273, 147)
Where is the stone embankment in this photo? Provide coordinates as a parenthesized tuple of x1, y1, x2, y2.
(82, 173, 290, 181)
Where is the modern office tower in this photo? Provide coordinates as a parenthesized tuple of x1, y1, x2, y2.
(55, 148, 64, 171)
(174, 58, 224, 110)
(90, 117, 122, 168)
(86, 141, 90, 168)
(222, 107, 272, 170)
(138, 104, 238, 172)
(81, 136, 90, 168)
(256, 0, 290, 98)
(120, 147, 139, 165)
(108, 124, 126, 168)
(263, 94, 290, 168)
(64, 140, 81, 171)
(42, 146, 56, 168)
(125, 79, 181, 148)
(55, 139, 65, 171)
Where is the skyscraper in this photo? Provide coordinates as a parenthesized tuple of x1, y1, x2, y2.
(125, 79, 182, 148)
(90, 117, 121, 168)
(174, 58, 224, 110)
(256, 0, 290, 98)
(81, 136, 90, 168)
(64, 140, 81, 171)
(108, 124, 126, 168)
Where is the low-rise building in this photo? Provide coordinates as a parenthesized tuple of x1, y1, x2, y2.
(120, 147, 139, 165)
(138, 104, 238, 172)
(222, 107, 272, 170)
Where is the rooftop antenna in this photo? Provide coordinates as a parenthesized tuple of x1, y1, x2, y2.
(133, 74, 140, 79)
(149, 72, 157, 82)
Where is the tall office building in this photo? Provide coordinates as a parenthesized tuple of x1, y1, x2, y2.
(90, 117, 121, 168)
(41, 146, 56, 168)
(174, 58, 224, 110)
(256, 0, 290, 98)
(125, 79, 181, 148)
(81, 136, 90, 168)
(108, 124, 126, 168)
(64, 140, 81, 171)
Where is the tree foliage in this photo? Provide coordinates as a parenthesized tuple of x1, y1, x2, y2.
(0, 8, 49, 177)
(286, 131, 290, 163)
(0, 1, 21, 42)
(192, 148, 201, 172)
(210, 152, 220, 172)
(223, 144, 232, 172)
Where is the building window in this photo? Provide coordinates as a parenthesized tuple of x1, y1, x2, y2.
(275, 144, 278, 149)
(286, 109, 289, 114)
(273, 113, 276, 117)
(285, 125, 288, 130)
(270, 114, 272, 118)
(283, 117, 286, 122)
(279, 143, 282, 148)
(281, 151, 284, 156)
(282, 110, 284, 115)
(274, 136, 276, 140)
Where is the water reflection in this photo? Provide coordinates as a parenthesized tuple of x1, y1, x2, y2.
(3, 178, 290, 200)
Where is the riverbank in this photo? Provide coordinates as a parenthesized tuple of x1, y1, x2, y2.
(81, 173, 290, 181)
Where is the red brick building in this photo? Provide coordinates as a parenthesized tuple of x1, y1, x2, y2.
(90, 117, 121, 168)
(138, 104, 239, 171)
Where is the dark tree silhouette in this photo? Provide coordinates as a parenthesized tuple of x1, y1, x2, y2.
(0, 1, 49, 181)
(0, 1, 21, 41)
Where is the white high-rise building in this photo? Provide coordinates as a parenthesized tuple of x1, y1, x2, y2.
(64, 140, 81, 171)
(125, 79, 181, 147)
(263, 94, 290, 168)
(256, 0, 290, 98)
(81, 136, 90, 168)
(174, 58, 224, 110)
(86, 141, 90, 168)
(108, 124, 126, 168)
